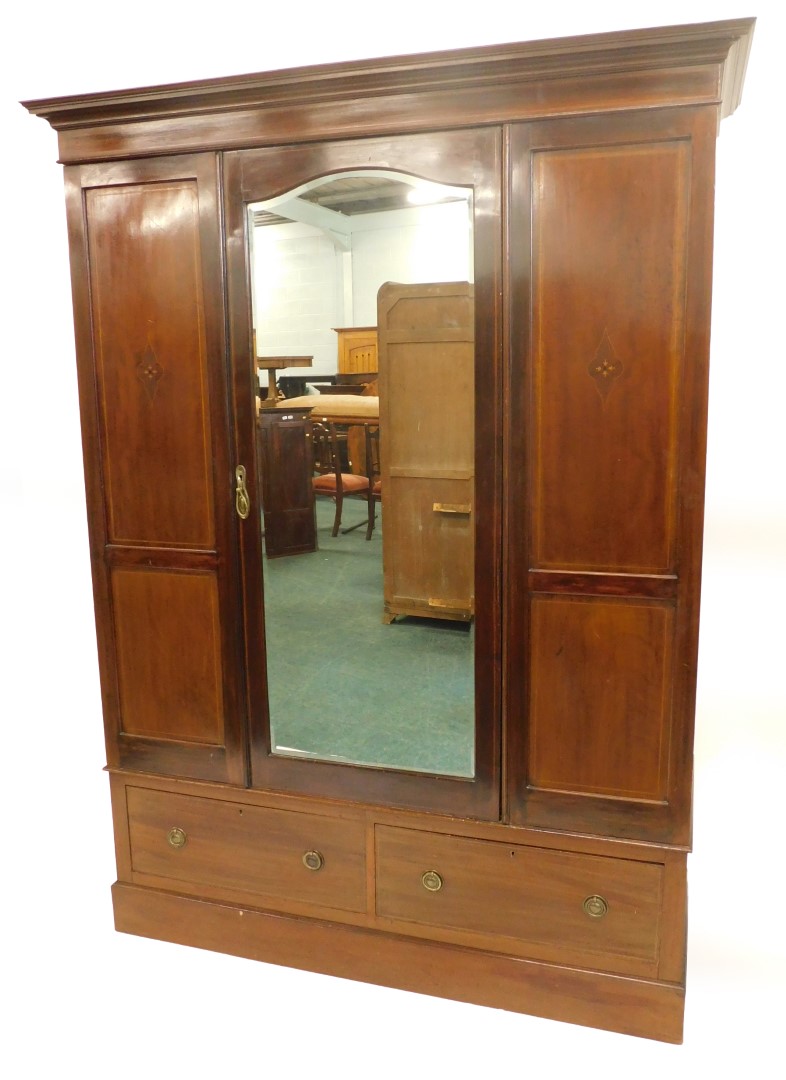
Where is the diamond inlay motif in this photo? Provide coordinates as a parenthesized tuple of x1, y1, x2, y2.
(588, 329, 624, 403)
(135, 343, 164, 401)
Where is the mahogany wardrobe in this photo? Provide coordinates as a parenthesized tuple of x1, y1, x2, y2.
(24, 17, 755, 1042)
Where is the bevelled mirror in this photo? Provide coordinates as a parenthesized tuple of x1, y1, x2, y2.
(225, 130, 502, 818)
(250, 169, 475, 777)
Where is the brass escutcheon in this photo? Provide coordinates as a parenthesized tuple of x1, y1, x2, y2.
(303, 850, 324, 871)
(421, 870, 443, 892)
(583, 894, 608, 918)
(167, 826, 187, 849)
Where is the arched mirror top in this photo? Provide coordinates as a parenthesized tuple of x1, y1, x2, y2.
(249, 169, 472, 212)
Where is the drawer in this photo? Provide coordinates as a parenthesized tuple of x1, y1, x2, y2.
(127, 787, 367, 913)
(375, 826, 663, 969)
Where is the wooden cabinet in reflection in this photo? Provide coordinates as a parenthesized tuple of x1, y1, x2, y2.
(378, 281, 474, 622)
(333, 326, 378, 374)
(256, 406, 316, 558)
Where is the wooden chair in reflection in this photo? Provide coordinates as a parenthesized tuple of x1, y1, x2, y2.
(337, 421, 380, 540)
(365, 424, 381, 541)
(311, 420, 371, 537)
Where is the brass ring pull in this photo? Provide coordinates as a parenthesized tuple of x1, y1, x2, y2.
(583, 894, 608, 918)
(302, 850, 324, 871)
(167, 826, 187, 849)
(421, 870, 443, 892)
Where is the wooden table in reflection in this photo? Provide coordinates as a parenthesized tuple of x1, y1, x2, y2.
(285, 394, 379, 475)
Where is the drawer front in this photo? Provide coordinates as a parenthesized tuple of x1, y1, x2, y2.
(376, 826, 662, 965)
(127, 787, 366, 913)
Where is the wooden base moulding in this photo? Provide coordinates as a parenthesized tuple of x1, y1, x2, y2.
(112, 882, 684, 1043)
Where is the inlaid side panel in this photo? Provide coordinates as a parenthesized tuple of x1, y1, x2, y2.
(86, 181, 214, 548)
(67, 155, 245, 784)
(528, 596, 674, 802)
(111, 568, 225, 745)
(530, 140, 689, 574)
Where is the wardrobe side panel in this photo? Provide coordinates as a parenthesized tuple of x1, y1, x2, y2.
(65, 155, 246, 785)
(506, 109, 718, 843)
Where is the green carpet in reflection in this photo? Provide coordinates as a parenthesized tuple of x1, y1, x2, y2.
(262, 500, 475, 777)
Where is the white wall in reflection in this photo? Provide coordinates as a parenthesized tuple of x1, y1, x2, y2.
(252, 197, 472, 375)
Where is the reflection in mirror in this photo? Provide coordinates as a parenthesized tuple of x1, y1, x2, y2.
(248, 171, 475, 777)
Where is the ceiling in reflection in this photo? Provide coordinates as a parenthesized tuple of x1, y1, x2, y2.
(251, 174, 465, 227)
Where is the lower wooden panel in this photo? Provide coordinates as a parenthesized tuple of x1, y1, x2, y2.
(108, 566, 240, 783)
(112, 567, 225, 745)
(527, 595, 674, 801)
(112, 882, 684, 1042)
(117, 735, 229, 784)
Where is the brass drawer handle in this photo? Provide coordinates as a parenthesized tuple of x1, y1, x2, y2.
(421, 870, 443, 892)
(583, 894, 608, 918)
(433, 502, 471, 515)
(303, 850, 324, 871)
(167, 827, 187, 850)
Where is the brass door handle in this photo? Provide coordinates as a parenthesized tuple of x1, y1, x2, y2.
(433, 502, 471, 515)
(235, 465, 250, 520)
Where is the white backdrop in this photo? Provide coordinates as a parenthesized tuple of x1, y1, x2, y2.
(3, 3, 784, 1077)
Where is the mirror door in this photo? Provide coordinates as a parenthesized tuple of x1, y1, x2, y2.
(225, 130, 502, 818)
